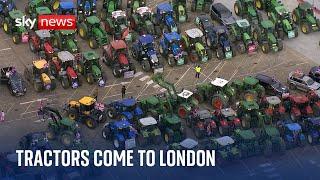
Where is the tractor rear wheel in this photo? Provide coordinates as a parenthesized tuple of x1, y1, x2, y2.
(61, 77, 70, 89)
(112, 66, 121, 78)
(142, 60, 151, 72)
(102, 126, 110, 139)
(86, 73, 94, 84)
(216, 48, 224, 60)
(301, 22, 310, 34)
(78, 23, 88, 39)
(68, 108, 78, 121)
(107, 108, 116, 119)
(85, 117, 97, 129)
(12, 34, 21, 44)
(307, 134, 315, 145)
(278, 40, 283, 51)
(261, 42, 269, 54)
(177, 106, 188, 119)
(234, 2, 242, 16)
(60, 132, 74, 147)
(88, 38, 98, 49)
(167, 55, 175, 67)
(254, 0, 263, 10)
(292, 11, 299, 23)
(164, 132, 173, 144)
(211, 95, 227, 110)
(3, 20, 11, 34)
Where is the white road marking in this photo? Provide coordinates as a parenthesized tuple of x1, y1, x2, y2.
(20, 98, 48, 105)
(146, 80, 154, 85)
(0, 47, 11, 52)
(153, 84, 160, 89)
(139, 75, 150, 81)
(21, 110, 38, 115)
(104, 81, 130, 88)
(134, 71, 143, 77)
(174, 65, 191, 86)
(202, 61, 223, 83)
(105, 92, 133, 98)
(159, 88, 167, 92)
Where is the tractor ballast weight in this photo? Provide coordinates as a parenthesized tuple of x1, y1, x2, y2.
(171, 0, 188, 23)
(292, 1, 320, 34)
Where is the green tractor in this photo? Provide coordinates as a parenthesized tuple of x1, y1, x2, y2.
(152, 74, 199, 119)
(136, 117, 162, 146)
(101, 0, 122, 19)
(41, 106, 80, 148)
(3, 10, 29, 44)
(103, 10, 132, 42)
(234, 0, 263, 26)
(25, 0, 50, 15)
(78, 15, 109, 49)
(193, 77, 236, 110)
(30, 6, 52, 30)
(268, 5, 298, 39)
(159, 113, 185, 143)
(181, 28, 212, 63)
(237, 100, 265, 129)
(256, 125, 286, 156)
(76, 51, 106, 86)
(252, 20, 283, 53)
(139, 94, 173, 119)
(292, 1, 320, 34)
(234, 76, 265, 101)
(129, 6, 156, 36)
(52, 30, 80, 55)
(228, 19, 258, 54)
(190, 0, 211, 13)
(254, 0, 283, 13)
(127, 0, 146, 17)
(171, 0, 188, 23)
(234, 129, 262, 158)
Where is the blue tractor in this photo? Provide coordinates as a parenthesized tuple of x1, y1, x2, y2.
(159, 32, 187, 66)
(53, 0, 76, 15)
(208, 26, 235, 60)
(77, 0, 97, 22)
(154, 3, 179, 33)
(102, 119, 137, 149)
(300, 117, 320, 145)
(279, 122, 307, 149)
(0, 0, 15, 22)
(132, 34, 163, 73)
(105, 98, 144, 122)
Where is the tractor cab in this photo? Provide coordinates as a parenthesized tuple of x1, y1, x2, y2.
(77, 96, 96, 115)
(211, 77, 230, 93)
(274, 6, 290, 21)
(35, 30, 54, 57)
(156, 3, 177, 32)
(57, 51, 77, 81)
(236, 19, 251, 33)
(33, 6, 52, 19)
(138, 117, 158, 132)
(261, 20, 276, 34)
(170, 138, 198, 150)
(211, 136, 237, 152)
(220, 108, 240, 123)
(298, 2, 314, 18)
(119, 98, 143, 115)
(184, 28, 204, 48)
(160, 113, 182, 130)
(284, 123, 303, 138)
(32, 59, 52, 89)
(235, 129, 259, 146)
(138, 34, 154, 52)
(0, 0, 15, 16)
(136, 6, 152, 21)
(191, 109, 212, 121)
(164, 32, 183, 57)
(112, 10, 128, 29)
(177, 89, 195, 104)
(110, 40, 128, 64)
(86, 15, 101, 28)
(263, 96, 286, 119)
(58, 30, 79, 54)
(214, 26, 233, 57)
(4, 10, 29, 42)
(56, 0, 76, 15)
(77, 0, 97, 17)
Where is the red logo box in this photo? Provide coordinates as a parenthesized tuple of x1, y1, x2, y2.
(38, 15, 76, 30)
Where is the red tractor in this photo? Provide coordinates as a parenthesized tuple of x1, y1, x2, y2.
(260, 96, 288, 123)
(214, 108, 241, 135)
(283, 95, 313, 122)
(49, 51, 81, 89)
(101, 40, 135, 78)
(186, 109, 218, 138)
(307, 90, 320, 116)
(28, 30, 55, 60)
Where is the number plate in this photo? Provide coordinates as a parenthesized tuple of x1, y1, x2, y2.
(124, 71, 134, 78)
(125, 138, 136, 149)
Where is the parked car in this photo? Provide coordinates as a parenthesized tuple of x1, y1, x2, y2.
(0, 67, 26, 96)
(210, 2, 236, 27)
(309, 66, 320, 83)
(255, 73, 289, 97)
(287, 70, 320, 92)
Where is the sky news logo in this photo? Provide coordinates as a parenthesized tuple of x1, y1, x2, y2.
(15, 15, 76, 30)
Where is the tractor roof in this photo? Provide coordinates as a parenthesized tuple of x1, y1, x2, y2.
(261, 20, 274, 29)
(145, 95, 159, 105)
(119, 98, 136, 107)
(60, 117, 76, 127)
(275, 6, 289, 15)
(164, 32, 181, 41)
(179, 138, 198, 149)
(157, 3, 173, 12)
(164, 114, 180, 124)
(58, 51, 75, 62)
(211, 77, 229, 87)
(112, 10, 126, 19)
(111, 40, 127, 50)
(177, 89, 193, 99)
(9, 10, 24, 19)
(299, 1, 313, 10)
(236, 19, 250, 28)
(59, 29, 76, 35)
(86, 16, 100, 24)
(237, 129, 256, 140)
(221, 108, 237, 117)
(83, 51, 99, 61)
(241, 100, 259, 110)
(243, 76, 259, 86)
(291, 95, 308, 104)
(36, 6, 52, 15)
(139, 34, 154, 45)
(308, 117, 320, 125)
(60, 0, 75, 9)
(35, 30, 51, 38)
(264, 126, 280, 137)
(114, 119, 131, 129)
(32, 59, 48, 69)
(285, 123, 301, 131)
(215, 136, 235, 146)
(266, 96, 281, 105)
(78, 96, 96, 106)
(185, 28, 203, 38)
(139, 117, 157, 126)
(136, 6, 152, 15)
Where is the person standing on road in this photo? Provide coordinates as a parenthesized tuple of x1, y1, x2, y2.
(0, 111, 4, 122)
(195, 65, 201, 79)
(121, 85, 127, 99)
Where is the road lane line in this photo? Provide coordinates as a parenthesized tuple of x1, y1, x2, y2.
(202, 61, 223, 83)
(104, 81, 130, 88)
(139, 75, 150, 81)
(21, 110, 38, 115)
(105, 92, 133, 98)
(174, 65, 191, 86)
(0, 47, 11, 52)
(134, 71, 144, 77)
(20, 98, 48, 105)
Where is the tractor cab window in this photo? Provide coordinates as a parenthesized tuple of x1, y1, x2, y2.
(143, 124, 157, 131)
(142, 42, 153, 51)
(115, 16, 127, 26)
(80, 103, 95, 112)
(305, 78, 314, 86)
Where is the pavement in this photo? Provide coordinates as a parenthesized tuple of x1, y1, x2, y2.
(0, 0, 319, 179)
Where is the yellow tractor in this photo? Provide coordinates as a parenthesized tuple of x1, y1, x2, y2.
(66, 96, 107, 129)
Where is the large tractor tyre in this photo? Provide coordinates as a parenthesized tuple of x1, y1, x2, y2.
(216, 48, 224, 60)
(261, 41, 270, 54)
(153, 135, 162, 145)
(300, 22, 310, 34)
(102, 126, 110, 140)
(292, 10, 299, 24)
(12, 33, 21, 44)
(211, 95, 228, 110)
(28, 41, 36, 52)
(52, 0, 60, 11)
(46, 127, 56, 140)
(2, 19, 11, 34)
(194, 128, 203, 139)
(137, 135, 147, 147)
(78, 23, 88, 39)
(34, 81, 43, 92)
(86, 73, 94, 84)
(254, 0, 264, 10)
(238, 42, 246, 54)
(294, 26, 299, 37)
(164, 131, 174, 144)
(112, 66, 122, 78)
(263, 140, 273, 157)
(88, 38, 98, 49)
(61, 77, 70, 89)
(106, 107, 117, 119)
(177, 106, 188, 119)
(307, 134, 316, 145)
(278, 40, 284, 51)
(84, 117, 98, 129)
(67, 108, 78, 121)
(60, 131, 74, 147)
(141, 60, 151, 72)
(167, 54, 176, 67)
(234, 2, 242, 16)
(277, 29, 285, 40)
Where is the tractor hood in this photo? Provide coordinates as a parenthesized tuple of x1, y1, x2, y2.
(165, 15, 176, 28)
(66, 39, 78, 53)
(267, 32, 277, 43)
(282, 19, 292, 31)
(248, 6, 257, 17)
(118, 53, 129, 65)
(91, 64, 102, 78)
(41, 73, 51, 85)
(195, 42, 205, 51)
(44, 42, 54, 54)
(92, 27, 107, 44)
(171, 43, 181, 56)
(66, 66, 77, 79)
(242, 32, 251, 42)
(306, 14, 317, 24)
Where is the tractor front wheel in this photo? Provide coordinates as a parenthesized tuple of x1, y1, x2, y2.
(164, 133, 173, 144)
(61, 77, 70, 89)
(60, 132, 74, 147)
(85, 117, 97, 129)
(86, 73, 94, 84)
(261, 42, 269, 54)
(102, 127, 110, 140)
(307, 134, 316, 145)
(107, 108, 116, 119)
(68, 108, 78, 121)
(88, 38, 98, 49)
(301, 22, 310, 34)
(216, 48, 224, 60)
(78, 24, 88, 39)
(142, 60, 151, 72)
(255, 0, 263, 10)
(112, 67, 121, 78)
(234, 2, 242, 16)
(3, 21, 10, 34)
(12, 34, 21, 44)
(167, 55, 175, 67)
